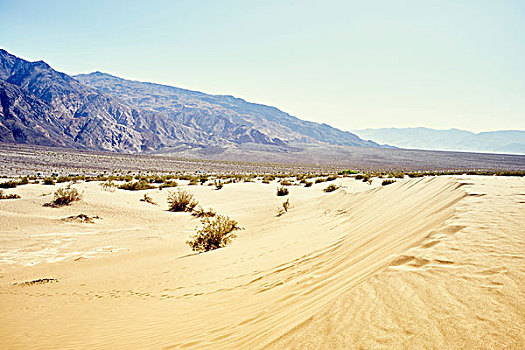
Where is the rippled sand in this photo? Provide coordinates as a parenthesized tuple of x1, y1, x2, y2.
(0, 176, 523, 349)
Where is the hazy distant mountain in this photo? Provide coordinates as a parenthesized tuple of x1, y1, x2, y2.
(352, 127, 525, 155)
(0, 48, 380, 153)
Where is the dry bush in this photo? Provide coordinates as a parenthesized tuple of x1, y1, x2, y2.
(323, 184, 339, 192)
(100, 180, 116, 192)
(192, 206, 216, 218)
(382, 179, 396, 186)
(160, 180, 178, 189)
(0, 190, 21, 199)
(187, 215, 240, 252)
(277, 198, 291, 216)
(48, 186, 81, 207)
(304, 180, 313, 187)
(276, 187, 289, 196)
(43, 177, 56, 185)
(118, 180, 155, 191)
(140, 193, 157, 205)
(0, 180, 19, 188)
(167, 189, 198, 212)
(215, 181, 223, 190)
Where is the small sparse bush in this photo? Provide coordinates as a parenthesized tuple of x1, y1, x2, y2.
(118, 180, 155, 191)
(280, 180, 293, 186)
(187, 215, 240, 252)
(304, 181, 313, 187)
(167, 189, 198, 212)
(192, 206, 216, 218)
(326, 175, 338, 181)
(323, 184, 339, 192)
(0, 190, 21, 199)
(215, 181, 223, 190)
(277, 198, 291, 216)
(48, 186, 81, 207)
(100, 180, 116, 192)
(262, 179, 270, 184)
(140, 193, 157, 205)
(276, 187, 289, 196)
(382, 179, 396, 186)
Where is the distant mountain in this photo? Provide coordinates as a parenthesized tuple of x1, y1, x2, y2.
(352, 127, 525, 155)
(0, 48, 380, 153)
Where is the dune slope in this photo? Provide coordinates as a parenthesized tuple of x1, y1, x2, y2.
(1, 176, 523, 349)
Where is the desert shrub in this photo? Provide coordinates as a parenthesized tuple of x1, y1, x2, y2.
(355, 174, 364, 180)
(277, 198, 291, 216)
(140, 193, 157, 205)
(118, 180, 155, 191)
(0, 180, 19, 189)
(393, 172, 405, 179)
(187, 215, 240, 252)
(215, 181, 223, 190)
(304, 180, 313, 187)
(56, 176, 72, 183)
(160, 180, 178, 189)
(167, 189, 198, 212)
(18, 177, 29, 185)
(43, 177, 56, 185)
(382, 179, 396, 186)
(262, 179, 270, 184)
(315, 178, 326, 184)
(0, 190, 21, 199)
(326, 175, 338, 181)
(280, 180, 293, 186)
(276, 187, 289, 196)
(192, 206, 216, 218)
(323, 184, 339, 192)
(188, 179, 198, 186)
(100, 180, 116, 192)
(49, 186, 81, 206)
(338, 170, 358, 176)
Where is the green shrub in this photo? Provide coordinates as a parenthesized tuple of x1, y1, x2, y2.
(0, 190, 21, 199)
(49, 186, 81, 206)
(276, 187, 289, 196)
(118, 180, 155, 191)
(338, 170, 358, 176)
(187, 215, 240, 252)
(323, 184, 339, 192)
(167, 189, 198, 212)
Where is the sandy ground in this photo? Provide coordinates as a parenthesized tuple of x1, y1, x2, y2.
(0, 176, 523, 349)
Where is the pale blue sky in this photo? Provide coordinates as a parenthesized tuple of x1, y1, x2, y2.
(1, 0, 524, 132)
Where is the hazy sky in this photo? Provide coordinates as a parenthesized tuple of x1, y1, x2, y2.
(1, 0, 524, 133)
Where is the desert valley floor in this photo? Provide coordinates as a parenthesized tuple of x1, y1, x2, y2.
(0, 175, 524, 349)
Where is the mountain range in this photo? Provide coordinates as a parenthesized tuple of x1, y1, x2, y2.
(0, 49, 380, 154)
(352, 128, 525, 155)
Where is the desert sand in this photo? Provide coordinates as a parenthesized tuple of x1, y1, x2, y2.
(0, 175, 523, 349)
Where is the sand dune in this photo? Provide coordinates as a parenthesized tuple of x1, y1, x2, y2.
(0, 176, 523, 349)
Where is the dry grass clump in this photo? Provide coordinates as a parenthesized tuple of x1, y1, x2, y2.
(167, 189, 198, 212)
(62, 214, 100, 223)
(323, 184, 339, 192)
(47, 186, 82, 207)
(276, 187, 289, 196)
(140, 193, 157, 205)
(304, 180, 313, 187)
(0, 190, 21, 199)
(382, 179, 396, 186)
(118, 180, 155, 191)
(277, 198, 291, 216)
(279, 179, 293, 186)
(192, 206, 216, 218)
(187, 215, 240, 252)
(100, 180, 116, 192)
